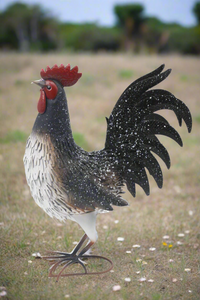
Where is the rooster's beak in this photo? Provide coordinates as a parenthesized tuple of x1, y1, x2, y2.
(32, 79, 46, 88)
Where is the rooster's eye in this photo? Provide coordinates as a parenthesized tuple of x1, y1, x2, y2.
(44, 80, 58, 99)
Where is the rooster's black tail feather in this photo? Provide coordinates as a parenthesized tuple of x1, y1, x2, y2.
(104, 65, 192, 197)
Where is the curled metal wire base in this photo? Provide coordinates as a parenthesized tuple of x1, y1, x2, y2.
(42, 234, 113, 281)
(42, 251, 113, 281)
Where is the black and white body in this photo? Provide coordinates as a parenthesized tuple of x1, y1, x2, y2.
(24, 64, 192, 279)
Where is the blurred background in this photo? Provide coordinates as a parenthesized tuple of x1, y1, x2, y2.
(1, 2, 200, 299)
(0, 0, 200, 54)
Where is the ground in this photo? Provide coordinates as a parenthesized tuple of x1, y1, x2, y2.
(0, 53, 200, 300)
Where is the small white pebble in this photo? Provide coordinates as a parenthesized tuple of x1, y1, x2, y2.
(32, 252, 41, 258)
(163, 235, 169, 239)
(188, 290, 192, 293)
(117, 237, 124, 242)
(132, 244, 141, 248)
(138, 277, 146, 282)
(126, 250, 131, 254)
(149, 247, 156, 251)
(28, 260, 32, 264)
(184, 268, 191, 272)
(188, 210, 194, 216)
(177, 241, 183, 245)
(72, 241, 78, 245)
(114, 220, 119, 224)
(112, 285, 121, 291)
(178, 233, 185, 237)
(110, 269, 114, 273)
(103, 225, 108, 229)
(147, 279, 154, 283)
(124, 277, 131, 282)
(64, 295, 70, 298)
(172, 278, 178, 282)
(174, 185, 181, 193)
(136, 271, 140, 274)
(185, 230, 190, 234)
(24, 271, 28, 275)
(0, 291, 7, 297)
(169, 259, 174, 263)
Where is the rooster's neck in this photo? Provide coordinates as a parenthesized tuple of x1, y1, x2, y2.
(32, 96, 74, 143)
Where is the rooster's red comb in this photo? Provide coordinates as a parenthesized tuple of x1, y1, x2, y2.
(40, 64, 82, 87)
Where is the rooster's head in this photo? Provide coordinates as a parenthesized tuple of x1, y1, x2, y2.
(32, 64, 82, 114)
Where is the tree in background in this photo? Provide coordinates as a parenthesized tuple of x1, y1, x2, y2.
(59, 23, 121, 52)
(0, 3, 30, 51)
(114, 4, 145, 51)
(193, 1, 200, 24)
(0, 1, 199, 54)
(192, 1, 200, 53)
(0, 2, 58, 51)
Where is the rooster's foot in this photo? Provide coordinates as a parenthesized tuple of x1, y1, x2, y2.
(42, 234, 113, 281)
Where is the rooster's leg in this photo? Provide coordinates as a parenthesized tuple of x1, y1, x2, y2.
(42, 234, 113, 280)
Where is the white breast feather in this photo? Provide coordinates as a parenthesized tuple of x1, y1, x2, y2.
(23, 133, 75, 221)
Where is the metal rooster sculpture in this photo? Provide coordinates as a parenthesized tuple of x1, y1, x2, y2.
(24, 64, 192, 280)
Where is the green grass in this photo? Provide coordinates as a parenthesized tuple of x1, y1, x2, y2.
(73, 132, 89, 150)
(81, 73, 95, 85)
(0, 53, 200, 300)
(118, 69, 134, 79)
(15, 79, 26, 86)
(0, 130, 28, 144)
(194, 115, 200, 124)
(180, 74, 189, 82)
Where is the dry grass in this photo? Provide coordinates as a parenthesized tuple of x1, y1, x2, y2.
(0, 52, 200, 300)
